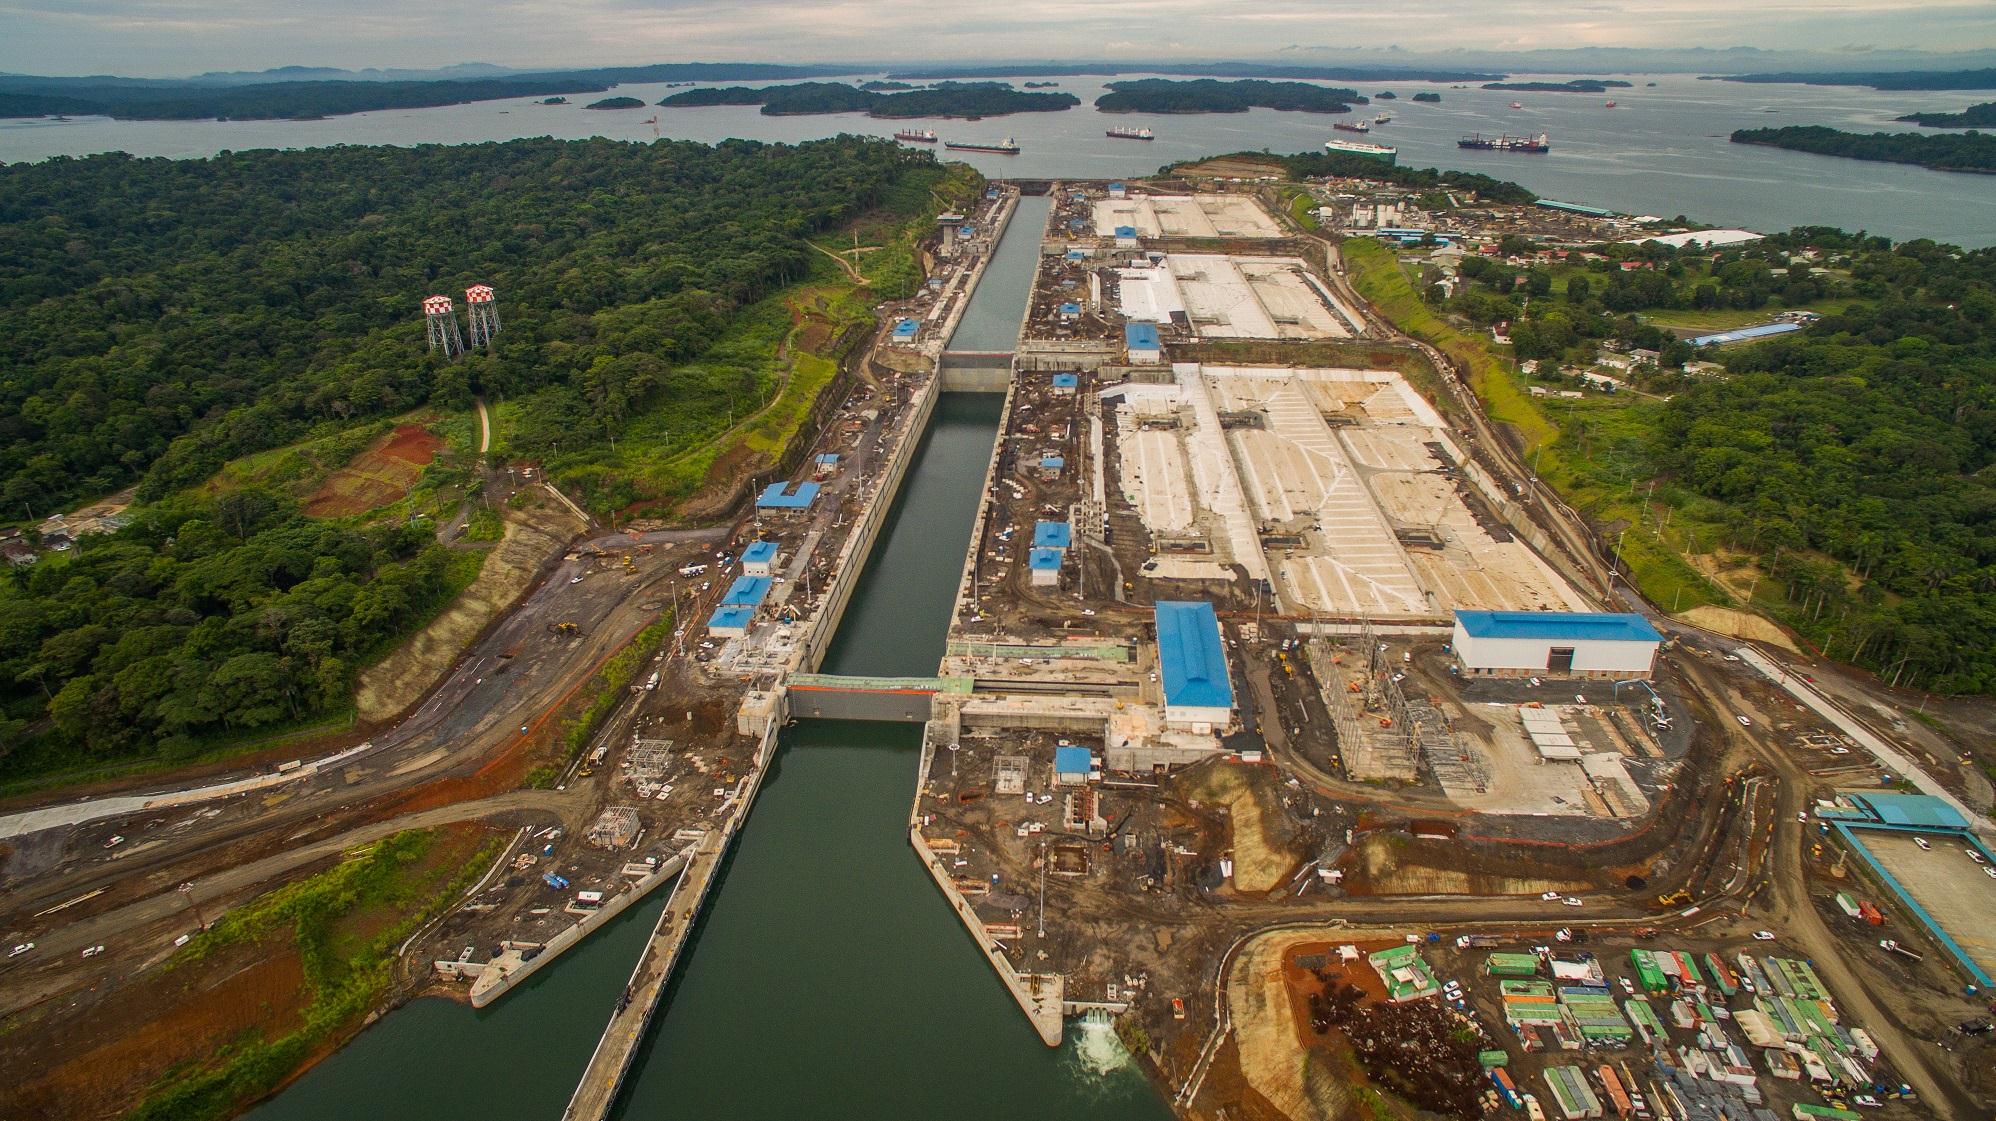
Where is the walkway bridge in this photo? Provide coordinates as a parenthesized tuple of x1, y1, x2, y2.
(783, 673, 972, 722)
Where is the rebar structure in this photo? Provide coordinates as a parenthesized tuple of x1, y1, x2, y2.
(423, 294, 464, 358)
(465, 284, 500, 349)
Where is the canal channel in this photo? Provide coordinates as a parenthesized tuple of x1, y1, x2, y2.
(250, 192, 1172, 1119)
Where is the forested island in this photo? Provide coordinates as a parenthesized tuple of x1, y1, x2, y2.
(1275, 149, 1537, 203)
(659, 80, 1078, 118)
(860, 80, 916, 91)
(1896, 101, 1996, 128)
(0, 136, 960, 773)
(585, 96, 646, 110)
(1374, 91, 1397, 99)
(1731, 125, 1996, 173)
(1411, 91, 1443, 102)
(1482, 79, 1632, 93)
(1393, 227, 1996, 693)
(0, 63, 846, 121)
(1095, 78, 1361, 114)
(1717, 67, 1996, 90)
(883, 62, 1503, 82)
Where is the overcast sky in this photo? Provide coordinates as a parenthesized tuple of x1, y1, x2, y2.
(4, 0, 1993, 78)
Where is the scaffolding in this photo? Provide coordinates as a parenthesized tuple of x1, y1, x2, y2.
(586, 806, 641, 849)
(627, 738, 675, 797)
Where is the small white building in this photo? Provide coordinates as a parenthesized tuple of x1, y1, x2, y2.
(740, 539, 780, 577)
(1452, 610, 1662, 679)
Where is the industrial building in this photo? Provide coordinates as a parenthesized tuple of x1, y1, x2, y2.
(756, 481, 821, 510)
(1125, 321, 1163, 365)
(1451, 611, 1662, 678)
(741, 540, 780, 577)
(1817, 791, 1996, 986)
(1153, 601, 1233, 732)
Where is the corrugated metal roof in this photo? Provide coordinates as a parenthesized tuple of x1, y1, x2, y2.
(1155, 601, 1233, 711)
(1033, 521, 1072, 548)
(1848, 791, 1970, 831)
(1028, 547, 1064, 570)
(1125, 321, 1161, 349)
(1689, 321, 1803, 347)
(1455, 610, 1661, 643)
(756, 481, 820, 509)
(707, 605, 755, 631)
(721, 575, 772, 607)
(741, 540, 779, 564)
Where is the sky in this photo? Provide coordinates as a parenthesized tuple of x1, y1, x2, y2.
(3, 0, 1994, 78)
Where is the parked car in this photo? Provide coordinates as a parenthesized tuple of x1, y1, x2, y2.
(1752, 931, 1777, 941)
(1541, 891, 1561, 901)
(1735, 715, 1752, 728)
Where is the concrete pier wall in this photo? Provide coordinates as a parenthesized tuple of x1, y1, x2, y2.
(468, 845, 693, 1008)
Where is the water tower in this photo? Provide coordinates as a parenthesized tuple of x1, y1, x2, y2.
(466, 285, 501, 349)
(423, 295, 464, 359)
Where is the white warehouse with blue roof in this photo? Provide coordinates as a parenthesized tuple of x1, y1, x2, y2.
(1451, 610, 1662, 679)
(1154, 601, 1235, 732)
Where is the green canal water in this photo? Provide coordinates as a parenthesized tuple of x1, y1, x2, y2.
(250, 194, 1171, 1119)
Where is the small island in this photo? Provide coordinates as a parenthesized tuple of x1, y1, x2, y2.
(585, 96, 647, 110)
(1374, 90, 1397, 99)
(1023, 81, 1059, 89)
(1411, 91, 1443, 102)
(1731, 124, 1996, 173)
(1718, 67, 1996, 91)
(1896, 101, 1996, 128)
(1482, 79, 1633, 94)
(659, 81, 1078, 119)
(540, 96, 568, 105)
(1094, 78, 1360, 115)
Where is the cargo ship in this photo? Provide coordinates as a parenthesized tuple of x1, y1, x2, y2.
(1322, 138, 1398, 165)
(1374, 112, 1392, 124)
(1604, 100, 1617, 108)
(944, 136, 1020, 154)
(894, 128, 938, 143)
(1106, 126, 1155, 140)
(1332, 120, 1371, 133)
(1457, 132, 1550, 153)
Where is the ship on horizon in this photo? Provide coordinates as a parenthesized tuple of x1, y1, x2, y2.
(894, 128, 938, 143)
(944, 136, 1020, 154)
(1106, 126, 1155, 141)
(1333, 120, 1371, 133)
(1458, 132, 1550, 153)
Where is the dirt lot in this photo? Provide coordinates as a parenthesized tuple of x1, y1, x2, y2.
(303, 424, 444, 517)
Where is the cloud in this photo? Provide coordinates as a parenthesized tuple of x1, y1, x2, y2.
(1, 0, 1991, 77)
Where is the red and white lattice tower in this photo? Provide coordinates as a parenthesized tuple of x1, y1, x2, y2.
(465, 284, 500, 349)
(422, 295, 464, 358)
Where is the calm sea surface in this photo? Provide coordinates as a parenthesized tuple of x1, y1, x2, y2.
(3, 72, 1992, 245)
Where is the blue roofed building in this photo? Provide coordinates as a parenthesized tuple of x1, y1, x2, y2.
(1054, 744, 1097, 785)
(756, 481, 820, 510)
(1451, 610, 1661, 678)
(1154, 601, 1234, 731)
(721, 575, 773, 608)
(1125, 321, 1163, 365)
(1114, 224, 1139, 248)
(1058, 302, 1080, 321)
(741, 539, 780, 577)
(707, 605, 756, 637)
(1028, 547, 1064, 587)
(1033, 521, 1072, 549)
(1107, 182, 1127, 199)
(890, 317, 919, 345)
(1689, 322, 1803, 347)
(1037, 455, 1064, 477)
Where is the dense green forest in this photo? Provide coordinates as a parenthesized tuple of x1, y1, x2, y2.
(1719, 68, 1996, 91)
(1896, 101, 1996, 128)
(0, 136, 944, 516)
(1731, 125, 1996, 173)
(1095, 79, 1361, 114)
(585, 97, 647, 110)
(0, 492, 461, 774)
(1421, 230, 1996, 692)
(659, 81, 1078, 118)
(0, 134, 956, 775)
(1277, 151, 1539, 205)
(1481, 80, 1631, 93)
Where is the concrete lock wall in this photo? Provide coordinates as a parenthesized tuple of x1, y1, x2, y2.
(783, 688, 934, 722)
